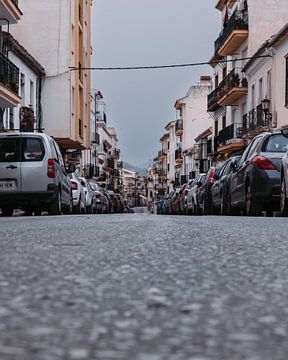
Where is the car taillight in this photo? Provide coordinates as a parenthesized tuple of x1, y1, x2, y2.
(184, 189, 189, 196)
(96, 193, 101, 199)
(71, 182, 78, 190)
(208, 167, 216, 186)
(252, 156, 276, 170)
(47, 159, 55, 178)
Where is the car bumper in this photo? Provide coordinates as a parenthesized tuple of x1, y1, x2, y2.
(0, 187, 58, 209)
(251, 169, 280, 206)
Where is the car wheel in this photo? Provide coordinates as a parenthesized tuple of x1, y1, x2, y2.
(245, 184, 262, 216)
(24, 209, 33, 216)
(64, 196, 73, 215)
(220, 194, 227, 216)
(1, 208, 14, 217)
(34, 209, 42, 216)
(86, 204, 92, 214)
(49, 190, 62, 215)
(73, 198, 81, 214)
(280, 178, 288, 217)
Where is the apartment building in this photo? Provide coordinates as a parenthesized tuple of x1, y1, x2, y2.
(174, 76, 212, 182)
(10, 0, 92, 153)
(158, 133, 169, 193)
(0, 0, 22, 128)
(208, 0, 288, 159)
(1, 31, 44, 132)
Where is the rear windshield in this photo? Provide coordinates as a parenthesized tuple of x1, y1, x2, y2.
(262, 134, 288, 153)
(0, 137, 45, 162)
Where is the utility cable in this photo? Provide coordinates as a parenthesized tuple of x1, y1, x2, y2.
(69, 55, 272, 71)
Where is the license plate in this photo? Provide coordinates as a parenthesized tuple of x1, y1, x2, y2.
(0, 181, 17, 191)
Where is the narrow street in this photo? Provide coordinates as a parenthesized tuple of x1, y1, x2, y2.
(1, 213, 288, 360)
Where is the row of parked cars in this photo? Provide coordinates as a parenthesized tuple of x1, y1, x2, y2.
(0, 132, 131, 216)
(157, 129, 288, 217)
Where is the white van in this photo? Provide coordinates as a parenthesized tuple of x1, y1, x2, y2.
(0, 132, 74, 216)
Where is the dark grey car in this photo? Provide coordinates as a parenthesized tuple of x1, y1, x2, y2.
(228, 132, 288, 216)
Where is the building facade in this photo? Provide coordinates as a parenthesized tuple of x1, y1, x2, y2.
(10, 0, 92, 153)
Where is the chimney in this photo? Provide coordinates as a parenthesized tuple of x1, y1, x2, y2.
(200, 75, 212, 86)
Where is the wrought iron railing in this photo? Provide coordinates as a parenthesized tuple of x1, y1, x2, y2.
(218, 123, 244, 145)
(175, 148, 182, 160)
(215, 9, 248, 55)
(175, 118, 183, 133)
(0, 51, 19, 94)
(207, 68, 247, 111)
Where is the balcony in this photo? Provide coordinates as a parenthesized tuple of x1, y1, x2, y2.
(91, 132, 100, 145)
(96, 111, 107, 126)
(241, 107, 270, 137)
(217, 123, 246, 154)
(175, 148, 183, 164)
(158, 150, 167, 159)
(175, 118, 183, 136)
(158, 169, 167, 178)
(215, 10, 248, 57)
(207, 68, 248, 111)
(0, 0, 22, 25)
(0, 52, 20, 107)
(104, 158, 115, 172)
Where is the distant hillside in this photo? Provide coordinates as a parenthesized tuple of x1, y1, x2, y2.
(123, 162, 147, 177)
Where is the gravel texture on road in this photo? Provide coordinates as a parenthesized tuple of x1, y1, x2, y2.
(1, 213, 288, 360)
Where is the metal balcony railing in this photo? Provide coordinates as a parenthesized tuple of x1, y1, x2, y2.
(175, 118, 183, 133)
(214, 135, 219, 153)
(91, 132, 100, 144)
(0, 51, 19, 94)
(158, 150, 167, 158)
(218, 123, 244, 145)
(158, 169, 167, 177)
(175, 148, 182, 161)
(207, 68, 247, 111)
(107, 158, 115, 170)
(215, 9, 248, 55)
(96, 111, 107, 123)
(240, 110, 270, 136)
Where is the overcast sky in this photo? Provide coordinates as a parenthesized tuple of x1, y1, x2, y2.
(91, 0, 220, 167)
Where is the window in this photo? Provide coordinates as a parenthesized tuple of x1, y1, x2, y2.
(251, 84, 255, 109)
(22, 138, 45, 162)
(9, 108, 14, 130)
(30, 81, 34, 108)
(262, 134, 288, 153)
(267, 70, 272, 100)
(20, 73, 25, 106)
(215, 119, 218, 136)
(258, 78, 263, 104)
(222, 115, 226, 129)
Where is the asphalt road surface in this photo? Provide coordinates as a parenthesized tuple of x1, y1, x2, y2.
(1, 212, 288, 360)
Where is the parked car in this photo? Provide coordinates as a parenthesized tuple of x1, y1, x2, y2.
(68, 172, 86, 214)
(210, 156, 241, 215)
(102, 190, 114, 213)
(280, 128, 288, 216)
(201, 161, 226, 215)
(186, 174, 206, 215)
(170, 188, 181, 215)
(0, 132, 74, 216)
(228, 131, 288, 216)
(89, 181, 109, 213)
(179, 183, 189, 215)
(108, 190, 120, 213)
(78, 177, 94, 214)
(114, 193, 125, 213)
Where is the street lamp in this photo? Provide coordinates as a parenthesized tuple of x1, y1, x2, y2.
(261, 98, 272, 125)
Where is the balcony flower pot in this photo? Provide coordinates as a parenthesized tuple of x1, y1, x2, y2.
(242, 77, 248, 87)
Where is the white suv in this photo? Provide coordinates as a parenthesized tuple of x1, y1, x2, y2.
(0, 132, 74, 216)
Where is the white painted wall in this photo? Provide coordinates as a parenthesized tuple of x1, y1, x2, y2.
(3, 51, 39, 130)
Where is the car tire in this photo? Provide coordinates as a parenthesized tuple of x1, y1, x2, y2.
(245, 184, 262, 216)
(220, 194, 227, 216)
(49, 190, 62, 215)
(86, 205, 92, 214)
(1, 208, 14, 217)
(73, 199, 81, 214)
(280, 178, 288, 217)
(63, 196, 73, 215)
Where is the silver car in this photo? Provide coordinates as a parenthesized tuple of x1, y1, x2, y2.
(78, 177, 94, 214)
(68, 172, 86, 214)
(0, 132, 74, 216)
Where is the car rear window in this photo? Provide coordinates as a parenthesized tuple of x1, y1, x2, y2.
(0, 138, 21, 162)
(22, 138, 45, 162)
(262, 134, 288, 153)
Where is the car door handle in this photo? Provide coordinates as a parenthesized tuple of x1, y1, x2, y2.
(6, 165, 17, 169)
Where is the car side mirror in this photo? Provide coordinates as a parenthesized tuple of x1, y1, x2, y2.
(66, 163, 76, 174)
(281, 128, 288, 138)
